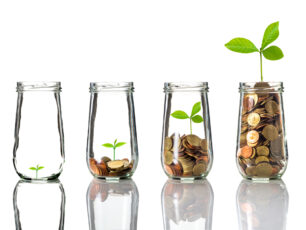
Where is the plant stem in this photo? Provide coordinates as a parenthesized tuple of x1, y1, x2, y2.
(190, 118, 192, 134)
(260, 52, 263, 82)
(36, 169, 38, 179)
(113, 147, 116, 161)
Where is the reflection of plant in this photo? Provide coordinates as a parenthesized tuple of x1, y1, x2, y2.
(225, 21, 284, 82)
(29, 165, 44, 179)
(102, 139, 126, 160)
(171, 102, 204, 134)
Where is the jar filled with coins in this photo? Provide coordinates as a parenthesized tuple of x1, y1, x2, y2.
(86, 82, 138, 179)
(236, 82, 288, 179)
(161, 82, 213, 179)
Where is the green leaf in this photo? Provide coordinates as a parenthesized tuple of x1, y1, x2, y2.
(261, 21, 279, 50)
(262, 46, 284, 60)
(102, 143, 114, 148)
(114, 139, 117, 145)
(171, 110, 189, 119)
(38, 166, 44, 170)
(191, 102, 201, 117)
(225, 38, 259, 53)
(115, 142, 126, 148)
(29, 167, 37, 170)
(191, 115, 204, 123)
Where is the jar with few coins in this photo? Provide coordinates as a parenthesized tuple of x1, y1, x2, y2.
(236, 82, 288, 179)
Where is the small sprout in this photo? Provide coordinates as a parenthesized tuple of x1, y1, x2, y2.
(29, 165, 44, 179)
(171, 102, 204, 134)
(225, 21, 284, 81)
(102, 139, 126, 160)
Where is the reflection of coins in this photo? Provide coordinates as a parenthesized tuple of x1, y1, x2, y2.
(200, 139, 208, 151)
(164, 151, 173, 165)
(239, 146, 253, 158)
(255, 156, 269, 165)
(193, 163, 207, 176)
(265, 100, 279, 115)
(186, 135, 201, 147)
(256, 162, 273, 177)
(262, 125, 278, 141)
(164, 137, 173, 151)
(247, 113, 261, 126)
(256, 146, 269, 156)
(247, 131, 259, 144)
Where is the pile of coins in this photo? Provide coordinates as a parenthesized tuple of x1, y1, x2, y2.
(163, 134, 210, 177)
(237, 85, 286, 178)
(89, 157, 133, 177)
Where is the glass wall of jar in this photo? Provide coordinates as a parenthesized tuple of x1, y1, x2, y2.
(161, 179, 214, 230)
(161, 82, 213, 179)
(13, 82, 65, 180)
(13, 180, 65, 230)
(87, 179, 139, 230)
(236, 82, 288, 179)
(87, 82, 138, 179)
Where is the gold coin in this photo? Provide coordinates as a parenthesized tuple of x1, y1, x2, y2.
(178, 156, 195, 174)
(245, 166, 256, 176)
(265, 100, 279, 115)
(247, 113, 261, 127)
(164, 137, 173, 151)
(248, 94, 258, 106)
(192, 163, 207, 176)
(164, 151, 173, 165)
(256, 146, 269, 156)
(101, 156, 111, 163)
(262, 125, 278, 141)
(256, 162, 273, 177)
(186, 134, 201, 147)
(255, 156, 269, 165)
(107, 160, 124, 171)
(246, 130, 259, 144)
(200, 139, 208, 152)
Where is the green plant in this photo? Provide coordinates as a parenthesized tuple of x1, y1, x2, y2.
(225, 21, 284, 81)
(29, 165, 44, 179)
(171, 101, 204, 134)
(102, 139, 126, 160)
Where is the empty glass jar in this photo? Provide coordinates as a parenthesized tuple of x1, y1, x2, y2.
(13, 82, 65, 180)
(236, 82, 288, 179)
(161, 82, 213, 179)
(87, 82, 138, 179)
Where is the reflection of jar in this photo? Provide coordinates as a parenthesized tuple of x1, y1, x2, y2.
(87, 179, 139, 230)
(13, 82, 65, 180)
(86, 82, 138, 179)
(161, 82, 213, 179)
(13, 180, 65, 230)
(236, 179, 288, 230)
(161, 179, 213, 230)
(236, 82, 288, 179)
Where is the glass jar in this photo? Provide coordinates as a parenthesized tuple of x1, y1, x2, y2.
(86, 82, 138, 179)
(236, 82, 288, 179)
(13, 180, 66, 230)
(161, 179, 214, 230)
(87, 179, 139, 230)
(13, 82, 65, 180)
(236, 179, 288, 230)
(161, 82, 213, 179)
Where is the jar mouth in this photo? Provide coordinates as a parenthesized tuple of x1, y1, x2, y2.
(17, 81, 61, 92)
(90, 82, 134, 92)
(164, 82, 209, 92)
(239, 82, 284, 93)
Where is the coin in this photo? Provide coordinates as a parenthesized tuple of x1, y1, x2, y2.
(247, 113, 261, 126)
(186, 134, 201, 147)
(246, 130, 259, 144)
(262, 125, 278, 141)
(164, 137, 173, 151)
(256, 146, 269, 156)
(200, 139, 208, 152)
(238, 146, 253, 158)
(193, 163, 207, 176)
(97, 162, 109, 176)
(243, 96, 254, 112)
(101, 156, 111, 163)
(89, 158, 101, 175)
(255, 156, 269, 165)
(270, 136, 284, 159)
(265, 100, 279, 115)
(107, 160, 124, 171)
(164, 151, 174, 165)
(178, 156, 195, 174)
(245, 166, 256, 176)
(255, 162, 273, 177)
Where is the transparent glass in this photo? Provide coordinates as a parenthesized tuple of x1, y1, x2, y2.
(87, 179, 139, 230)
(13, 82, 65, 180)
(86, 82, 138, 179)
(236, 179, 288, 230)
(13, 180, 66, 230)
(161, 179, 214, 230)
(161, 82, 213, 179)
(236, 82, 288, 180)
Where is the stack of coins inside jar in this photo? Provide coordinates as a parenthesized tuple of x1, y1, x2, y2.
(237, 83, 286, 178)
(163, 133, 209, 178)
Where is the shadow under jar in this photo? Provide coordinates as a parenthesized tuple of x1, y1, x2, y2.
(161, 82, 213, 180)
(87, 82, 138, 180)
(13, 82, 65, 180)
(236, 82, 288, 180)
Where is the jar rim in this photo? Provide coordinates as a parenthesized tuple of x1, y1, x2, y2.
(17, 81, 61, 92)
(239, 81, 284, 92)
(90, 82, 134, 92)
(164, 82, 209, 92)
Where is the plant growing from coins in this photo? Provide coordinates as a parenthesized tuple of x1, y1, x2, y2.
(29, 165, 44, 179)
(225, 21, 284, 81)
(171, 102, 204, 134)
(102, 139, 126, 161)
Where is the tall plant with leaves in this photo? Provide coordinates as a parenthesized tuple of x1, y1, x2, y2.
(225, 21, 284, 81)
(102, 139, 126, 160)
(171, 102, 204, 134)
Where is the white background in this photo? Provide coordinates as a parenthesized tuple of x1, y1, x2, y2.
(0, 0, 304, 229)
